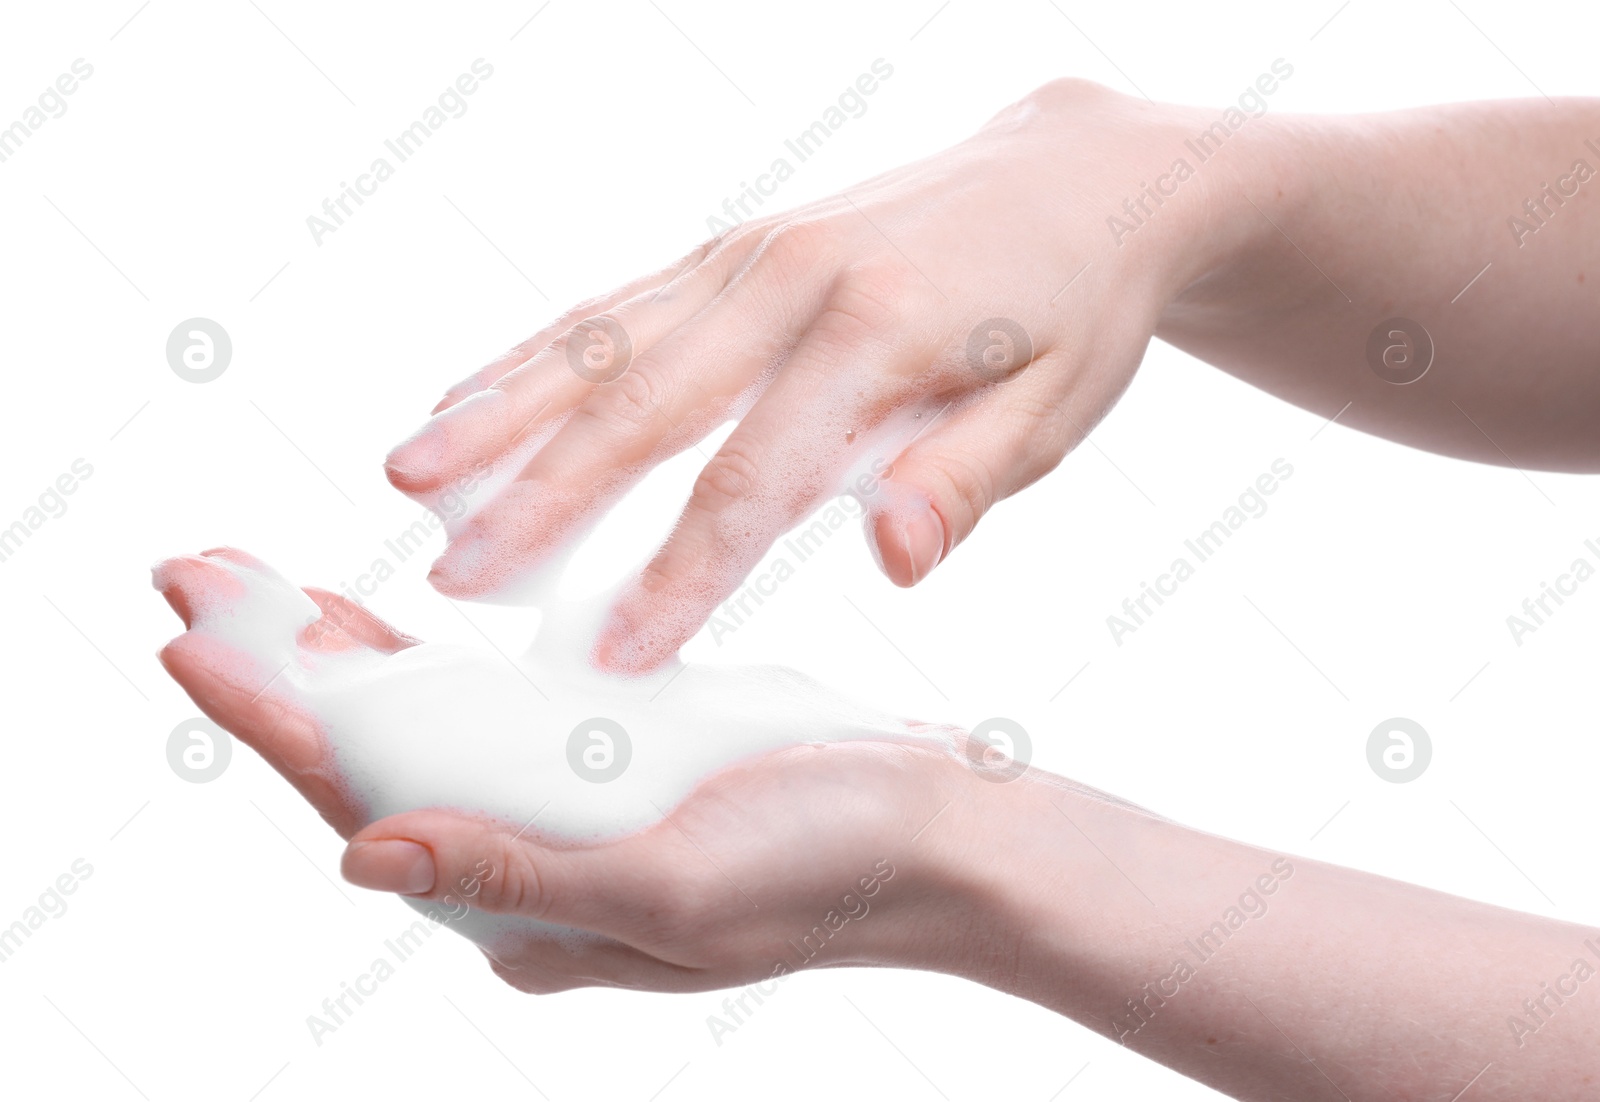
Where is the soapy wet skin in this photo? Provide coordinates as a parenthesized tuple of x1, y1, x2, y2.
(155, 547, 958, 962)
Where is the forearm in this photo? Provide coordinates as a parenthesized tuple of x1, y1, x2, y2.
(1154, 97, 1600, 471)
(943, 771, 1599, 1100)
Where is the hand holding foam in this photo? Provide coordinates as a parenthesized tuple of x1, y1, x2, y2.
(154, 547, 966, 976)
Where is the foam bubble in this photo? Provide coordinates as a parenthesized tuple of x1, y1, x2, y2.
(164, 390, 961, 952)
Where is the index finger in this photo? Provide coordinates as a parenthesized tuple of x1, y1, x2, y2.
(386, 236, 750, 495)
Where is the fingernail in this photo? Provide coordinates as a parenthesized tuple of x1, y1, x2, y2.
(902, 506, 944, 585)
(384, 420, 453, 491)
(427, 535, 485, 597)
(342, 840, 435, 894)
(383, 447, 428, 491)
(592, 602, 642, 675)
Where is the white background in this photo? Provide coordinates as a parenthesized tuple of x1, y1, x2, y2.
(1, 1, 1596, 1099)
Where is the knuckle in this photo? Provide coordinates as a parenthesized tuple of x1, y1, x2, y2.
(984, 79, 1116, 139)
(722, 218, 773, 256)
(691, 440, 763, 515)
(474, 842, 551, 918)
(825, 264, 922, 338)
(925, 451, 997, 529)
(1025, 77, 1114, 111)
(1035, 76, 1100, 100)
(684, 236, 717, 269)
(1011, 391, 1070, 444)
(563, 291, 612, 327)
(544, 294, 618, 350)
(1000, 390, 1076, 482)
(1017, 399, 1068, 460)
(757, 220, 836, 281)
(581, 359, 668, 434)
(692, 230, 735, 267)
(560, 315, 633, 383)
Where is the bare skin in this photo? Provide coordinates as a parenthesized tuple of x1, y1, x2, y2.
(154, 81, 1600, 1099)
(384, 79, 1600, 672)
(157, 553, 1600, 1101)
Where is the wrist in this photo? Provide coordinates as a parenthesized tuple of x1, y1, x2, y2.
(1155, 110, 1319, 306)
(1007, 78, 1315, 321)
(1154, 106, 1330, 323)
(936, 764, 1205, 1020)
(906, 761, 1116, 1000)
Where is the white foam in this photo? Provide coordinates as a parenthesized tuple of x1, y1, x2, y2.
(162, 402, 961, 951)
(333, 609, 934, 839)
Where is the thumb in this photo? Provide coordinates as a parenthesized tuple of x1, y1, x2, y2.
(870, 370, 1072, 587)
(340, 808, 672, 941)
